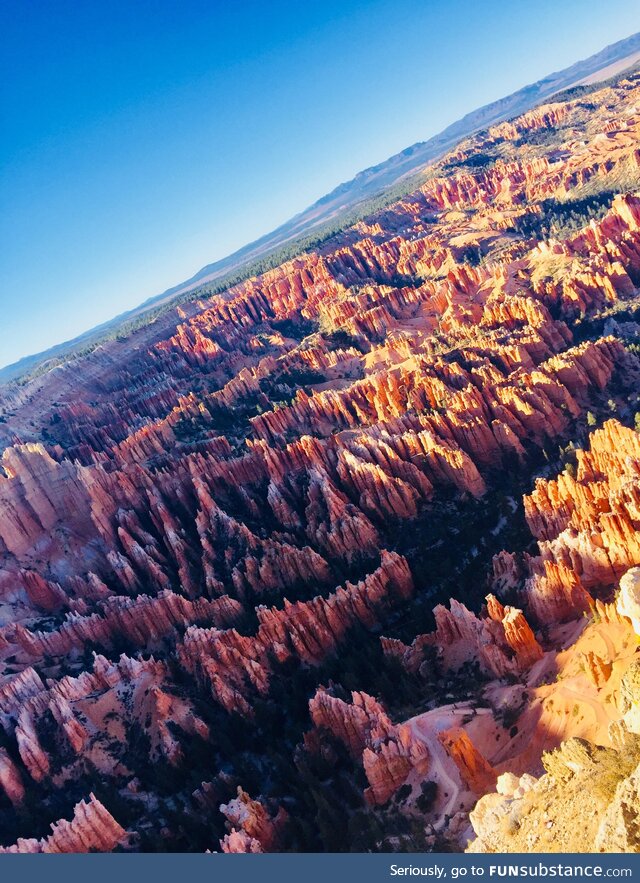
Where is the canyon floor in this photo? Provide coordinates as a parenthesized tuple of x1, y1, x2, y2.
(2, 67, 640, 853)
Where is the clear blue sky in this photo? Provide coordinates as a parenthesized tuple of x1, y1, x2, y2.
(1, 0, 638, 369)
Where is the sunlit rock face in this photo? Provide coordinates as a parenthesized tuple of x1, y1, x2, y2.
(617, 568, 640, 635)
(466, 411, 640, 853)
(1, 67, 640, 852)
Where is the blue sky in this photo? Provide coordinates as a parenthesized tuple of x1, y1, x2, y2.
(1, 0, 638, 369)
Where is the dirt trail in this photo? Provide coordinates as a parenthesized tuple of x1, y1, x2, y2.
(407, 703, 494, 824)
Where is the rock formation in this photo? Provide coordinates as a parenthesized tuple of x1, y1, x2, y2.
(307, 687, 430, 804)
(497, 420, 640, 624)
(616, 568, 640, 635)
(438, 728, 497, 793)
(0, 66, 639, 852)
(219, 788, 288, 853)
(0, 794, 125, 853)
(468, 736, 640, 854)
